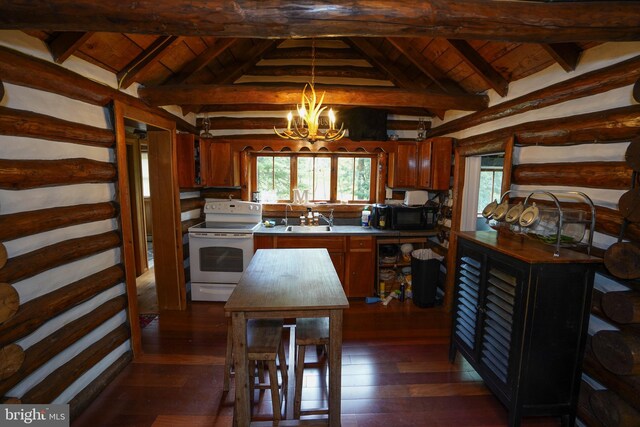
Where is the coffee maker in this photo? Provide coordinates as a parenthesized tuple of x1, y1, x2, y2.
(369, 204, 389, 229)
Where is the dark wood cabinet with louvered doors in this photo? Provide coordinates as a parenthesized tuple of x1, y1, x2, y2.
(449, 231, 601, 427)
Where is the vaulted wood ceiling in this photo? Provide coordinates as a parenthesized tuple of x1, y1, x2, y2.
(7, 1, 639, 121)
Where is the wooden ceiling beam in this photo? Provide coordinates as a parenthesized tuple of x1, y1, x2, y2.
(197, 116, 426, 131)
(345, 38, 445, 119)
(264, 47, 362, 60)
(387, 37, 464, 94)
(139, 84, 489, 111)
(117, 36, 182, 89)
(163, 38, 237, 85)
(446, 39, 509, 97)
(345, 38, 418, 89)
(195, 103, 435, 117)
(46, 31, 93, 64)
(214, 40, 279, 85)
(1, 1, 638, 43)
(246, 65, 388, 80)
(541, 43, 583, 72)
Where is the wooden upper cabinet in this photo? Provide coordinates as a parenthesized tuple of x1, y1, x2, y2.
(176, 133, 202, 188)
(418, 137, 452, 190)
(388, 141, 418, 188)
(388, 138, 452, 190)
(201, 139, 238, 187)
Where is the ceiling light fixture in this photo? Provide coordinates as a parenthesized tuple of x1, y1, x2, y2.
(274, 39, 345, 143)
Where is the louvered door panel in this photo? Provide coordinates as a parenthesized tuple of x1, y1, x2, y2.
(454, 255, 482, 351)
(480, 267, 517, 385)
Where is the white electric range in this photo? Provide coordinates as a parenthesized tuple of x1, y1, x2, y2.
(188, 199, 262, 301)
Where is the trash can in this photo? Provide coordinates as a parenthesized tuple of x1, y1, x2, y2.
(411, 249, 441, 308)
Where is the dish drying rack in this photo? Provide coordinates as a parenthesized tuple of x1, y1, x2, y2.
(485, 190, 596, 257)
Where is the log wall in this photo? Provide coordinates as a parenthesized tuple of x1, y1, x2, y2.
(0, 32, 158, 413)
(436, 41, 640, 426)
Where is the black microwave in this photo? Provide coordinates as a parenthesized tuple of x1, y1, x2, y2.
(389, 205, 438, 230)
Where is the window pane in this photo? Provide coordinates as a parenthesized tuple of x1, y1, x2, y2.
(274, 157, 291, 200)
(297, 157, 313, 194)
(337, 157, 354, 201)
(493, 171, 503, 202)
(256, 157, 274, 192)
(354, 157, 371, 201)
(257, 156, 291, 201)
(314, 157, 331, 200)
(477, 170, 493, 214)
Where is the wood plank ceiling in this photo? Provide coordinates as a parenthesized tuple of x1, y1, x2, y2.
(25, 31, 596, 119)
(12, 0, 635, 123)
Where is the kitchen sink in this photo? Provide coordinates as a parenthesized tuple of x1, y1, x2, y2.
(285, 225, 332, 232)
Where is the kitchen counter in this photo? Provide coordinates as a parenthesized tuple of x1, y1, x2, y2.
(255, 224, 438, 238)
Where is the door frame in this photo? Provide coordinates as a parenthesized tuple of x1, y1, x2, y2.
(114, 101, 185, 358)
(443, 136, 514, 311)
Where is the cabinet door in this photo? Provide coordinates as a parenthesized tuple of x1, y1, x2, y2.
(478, 256, 523, 389)
(429, 138, 452, 190)
(202, 140, 232, 187)
(388, 142, 418, 188)
(274, 236, 346, 287)
(453, 243, 484, 354)
(253, 235, 274, 251)
(417, 141, 433, 189)
(176, 133, 197, 188)
(417, 138, 452, 190)
(347, 236, 374, 297)
(330, 252, 345, 287)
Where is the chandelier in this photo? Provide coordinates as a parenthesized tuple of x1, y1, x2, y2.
(274, 39, 345, 143)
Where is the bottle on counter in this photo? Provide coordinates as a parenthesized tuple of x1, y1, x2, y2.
(361, 206, 371, 228)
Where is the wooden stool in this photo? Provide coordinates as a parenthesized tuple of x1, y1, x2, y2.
(294, 317, 330, 419)
(224, 318, 288, 421)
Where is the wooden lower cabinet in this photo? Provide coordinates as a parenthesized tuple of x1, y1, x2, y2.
(450, 231, 600, 427)
(253, 235, 346, 288)
(253, 234, 376, 297)
(346, 236, 375, 297)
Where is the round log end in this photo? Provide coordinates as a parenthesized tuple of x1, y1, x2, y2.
(0, 243, 6, 269)
(633, 78, 640, 104)
(592, 330, 640, 376)
(0, 283, 19, 324)
(619, 189, 640, 223)
(604, 242, 640, 280)
(625, 137, 640, 172)
(589, 389, 640, 427)
(0, 344, 24, 380)
(602, 291, 640, 324)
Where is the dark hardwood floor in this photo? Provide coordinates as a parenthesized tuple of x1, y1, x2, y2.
(72, 300, 559, 426)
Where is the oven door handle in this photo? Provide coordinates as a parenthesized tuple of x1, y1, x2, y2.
(189, 232, 252, 239)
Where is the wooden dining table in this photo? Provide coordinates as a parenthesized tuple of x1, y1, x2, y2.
(224, 248, 350, 426)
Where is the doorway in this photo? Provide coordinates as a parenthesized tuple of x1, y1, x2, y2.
(114, 102, 186, 357)
(125, 126, 158, 314)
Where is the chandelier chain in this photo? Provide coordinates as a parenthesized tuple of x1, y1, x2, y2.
(311, 38, 315, 87)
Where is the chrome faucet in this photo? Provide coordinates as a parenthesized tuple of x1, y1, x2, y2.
(282, 203, 293, 226)
(318, 209, 334, 227)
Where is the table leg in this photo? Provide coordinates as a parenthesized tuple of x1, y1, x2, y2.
(329, 309, 343, 426)
(232, 312, 250, 427)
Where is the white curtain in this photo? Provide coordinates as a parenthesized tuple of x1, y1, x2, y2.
(460, 156, 481, 231)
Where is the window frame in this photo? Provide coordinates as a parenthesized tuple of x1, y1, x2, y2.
(251, 152, 377, 203)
